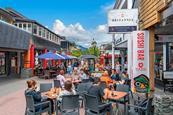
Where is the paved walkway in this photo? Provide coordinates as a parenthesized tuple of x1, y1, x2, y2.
(0, 76, 172, 115)
(0, 77, 85, 115)
(0, 77, 53, 115)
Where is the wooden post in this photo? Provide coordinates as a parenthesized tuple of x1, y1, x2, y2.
(149, 27, 155, 91)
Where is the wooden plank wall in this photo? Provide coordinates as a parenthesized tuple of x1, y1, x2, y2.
(139, 0, 170, 29)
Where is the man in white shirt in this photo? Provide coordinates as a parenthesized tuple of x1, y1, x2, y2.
(57, 70, 66, 88)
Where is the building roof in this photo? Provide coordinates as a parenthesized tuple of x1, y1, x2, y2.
(1, 7, 64, 39)
(0, 20, 31, 50)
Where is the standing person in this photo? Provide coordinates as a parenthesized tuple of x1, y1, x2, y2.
(71, 67, 80, 81)
(67, 62, 73, 75)
(115, 61, 121, 74)
(88, 77, 113, 115)
(25, 79, 53, 113)
(89, 63, 94, 73)
(124, 61, 128, 71)
(57, 70, 66, 88)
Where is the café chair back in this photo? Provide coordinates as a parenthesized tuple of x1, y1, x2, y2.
(82, 79, 90, 83)
(25, 95, 51, 115)
(40, 83, 52, 93)
(59, 95, 80, 115)
(54, 79, 61, 88)
(76, 82, 92, 94)
(84, 94, 112, 115)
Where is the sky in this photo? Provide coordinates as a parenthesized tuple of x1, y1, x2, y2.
(0, 0, 115, 47)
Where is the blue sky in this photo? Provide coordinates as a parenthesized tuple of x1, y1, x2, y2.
(0, 0, 115, 46)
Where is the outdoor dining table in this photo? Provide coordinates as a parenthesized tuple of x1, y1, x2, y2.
(42, 88, 61, 115)
(108, 91, 128, 115)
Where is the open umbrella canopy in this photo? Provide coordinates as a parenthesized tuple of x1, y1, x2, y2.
(79, 55, 97, 59)
(37, 52, 64, 60)
(59, 54, 71, 59)
(67, 55, 78, 59)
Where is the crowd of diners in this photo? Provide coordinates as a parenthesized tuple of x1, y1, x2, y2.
(25, 60, 130, 115)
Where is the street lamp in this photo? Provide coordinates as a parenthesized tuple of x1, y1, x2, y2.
(91, 38, 97, 56)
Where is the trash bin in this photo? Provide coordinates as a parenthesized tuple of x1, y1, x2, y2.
(21, 68, 33, 78)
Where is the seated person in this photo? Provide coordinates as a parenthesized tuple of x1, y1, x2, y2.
(88, 77, 113, 115)
(58, 80, 76, 101)
(71, 68, 80, 80)
(57, 70, 66, 88)
(111, 69, 121, 81)
(79, 69, 88, 80)
(25, 79, 53, 113)
(100, 71, 113, 86)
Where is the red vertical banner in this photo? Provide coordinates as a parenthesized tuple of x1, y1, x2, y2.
(58, 50, 62, 65)
(52, 50, 56, 66)
(30, 44, 35, 69)
(43, 48, 47, 69)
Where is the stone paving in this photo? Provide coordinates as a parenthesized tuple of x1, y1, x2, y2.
(0, 77, 85, 115)
(0, 76, 172, 115)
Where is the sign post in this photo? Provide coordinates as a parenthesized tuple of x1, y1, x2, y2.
(108, 9, 138, 72)
(112, 34, 115, 69)
(132, 31, 150, 93)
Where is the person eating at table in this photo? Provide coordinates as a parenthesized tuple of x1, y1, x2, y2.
(88, 77, 113, 115)
(100, 71, 113, 86)
(57, 70, 66, 88)
(25, 79, 53, 114)
(57, 80, 76, 101)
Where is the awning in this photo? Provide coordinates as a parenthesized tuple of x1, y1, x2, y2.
(0, 21, 31, 50)
(32, 36, 61, 51)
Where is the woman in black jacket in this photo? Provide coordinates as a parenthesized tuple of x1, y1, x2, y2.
(25, 79, 53, 113)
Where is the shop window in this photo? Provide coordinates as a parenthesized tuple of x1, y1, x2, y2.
(19, 23, 22, 28)
(49, 33, 52, 40)
(42, 29, 45, 38)
(168, 43, 173, 71)
(39, 27, 42, 36)
(33, 24, 37, 34)
(23, 23, 27, 30)
(28, 23, 32, 33)
(46, 31, 49, 39)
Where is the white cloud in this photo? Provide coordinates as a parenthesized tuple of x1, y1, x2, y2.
(101, 2, 114, 13)
(52, 19, 111, 47)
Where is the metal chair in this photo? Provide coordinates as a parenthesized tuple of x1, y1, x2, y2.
(84, 94, 113, 115)
(25, 95, 51, 115)
(115, 84, 130, 103)
(82, 79, 90, 83)
(58, 95, 80, 115)
(76, 82, 93, 107)
(54, 79, 61, 88)
(126, 97, 153, 115)
(40, 83, 52, 93)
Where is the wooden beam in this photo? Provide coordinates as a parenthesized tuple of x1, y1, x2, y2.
(149, 27, 155, 91)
